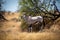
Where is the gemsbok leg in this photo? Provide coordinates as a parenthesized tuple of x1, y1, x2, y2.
(28, 24, 32, 32)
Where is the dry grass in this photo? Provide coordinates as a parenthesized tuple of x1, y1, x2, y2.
(0, 12, 60, 40)
(0, 31, 60, 40)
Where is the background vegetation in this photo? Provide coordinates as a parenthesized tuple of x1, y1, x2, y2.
(18, 0, 60, 31)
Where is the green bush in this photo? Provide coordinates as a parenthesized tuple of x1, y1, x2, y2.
(20, 19, 28, 31)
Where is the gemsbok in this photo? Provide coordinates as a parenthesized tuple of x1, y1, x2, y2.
(21, 13, 44, 32)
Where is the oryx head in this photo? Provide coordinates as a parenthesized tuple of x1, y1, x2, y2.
(21, 12, 28, 21)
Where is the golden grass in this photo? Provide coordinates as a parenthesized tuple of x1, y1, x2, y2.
(0, 31, 60, 40)
(0, 12, 60, 40)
